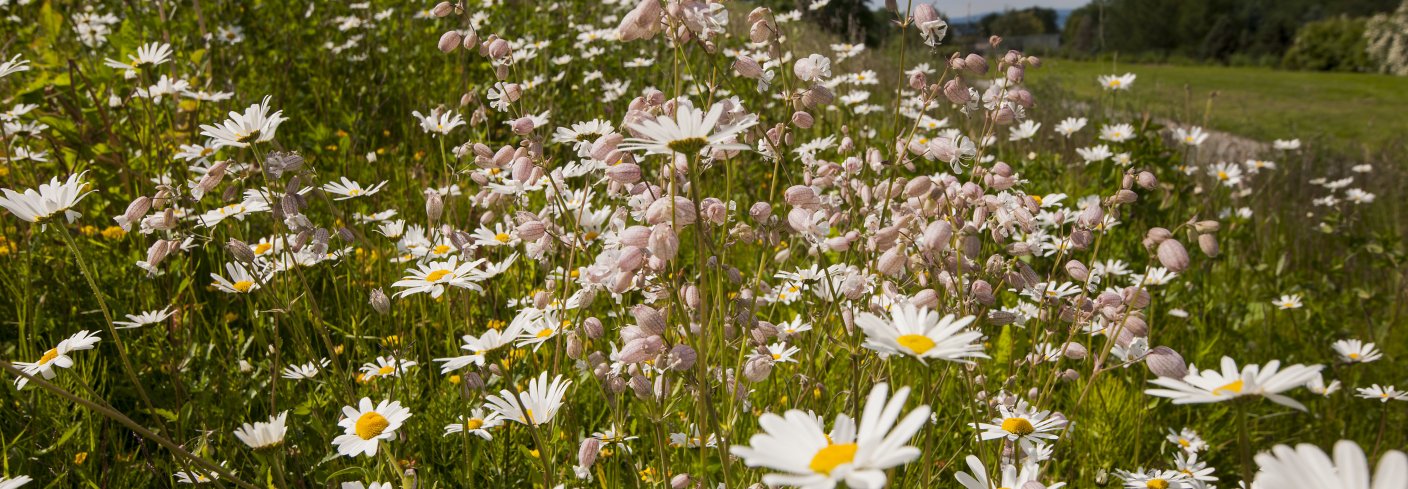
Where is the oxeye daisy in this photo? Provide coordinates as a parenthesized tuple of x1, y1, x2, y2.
(1356, 384, 1408, 402)
(114, 306, 176, 329)
(199, 95, 286, 148)
(332, 398, 412, 458)
(729, 383, 930, 489)
(0, 171, 92, 225)
(1100, 123, 1135, 142)
(358, 356, 417, 380)
(434, 316, 525, 373)
(0, 54, 30, 79)
(1114, 468, 1191, 489)
(322, 177, 387, 200)
(761, 342, 801, 363)
(1174, 126, 1208, 146)
(1331, 339, 1382, 363)
(281, 359, 329, 380)
(443, 407, 504, 440)
(1098, 73, 1136, 90)
(484, 371, 571, 426)
(211, 262, 267, 294)
(412, 107, 465, 135)
(103, 41, 172, 71)
(1145, 356, 1323, 411)
(340, 483, 392, 489)
(1273, 294, 1303, 310)
(1165, 427, 1207, 454)
(0, 476, 32, 489)
(233, 411, 289, 450)
(619, 102, 757, 157)
(955, 456, 1065, 489)
(516, 309, 568, 350)
(778, 315, 814, 337)
(391, 256, 485, 298)
(1253, 440, 1407, 489)
(973, 398, 1067, 444)
(471, 222, 518, 247)
(13, 330, 101, 389)
(173, 464, 229, 484)
(855, 303, 986, 364)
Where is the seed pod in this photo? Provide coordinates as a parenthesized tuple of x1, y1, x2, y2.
(632, 305, 667, 336)
(733, 56, 764, 78)
(1145, 346, 1188, 378)
(1192, 220, 1221, 234)
(619, 336, 663, 363)
(1146, 227, 1172, 245)
(580, 317, 604, 339)
(784, 185, 821, 210)
(910, 289, 940, 308)
(578, 438, 601, 468)
(1062, 342, 1088, 360)
(605, 163, 641, 183)
(943, 79, 970, 105)
(227, 239, 256, 264)
(1137, 171, 1158, 189)
(116, 196, 152, 231)
(671, 474, 692, 489)
(1198, 233, 1220, 258)
(1112, 189, 1138, 203)
(438, 31, 462, 53)
(1157, 239, 1190, 272)
(876, 247, 906, 276)
(369, 288, 391, 315)
(749, 202, 773, 223)
(1065, 260, 1089, 281)
(971, 280, 995, 305)
(645, 196, 697, 226)
(791, 111, 814, 129)
(964, 53, 989, 74)
(743, 354, 774, 382)
(432, 2, 455, 17)
(666, 344, 697, 371)
(517, 220, 546, 241)
(425, 192, 444, 223)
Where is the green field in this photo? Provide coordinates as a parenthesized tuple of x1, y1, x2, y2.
(1031, 59, 1408, 150)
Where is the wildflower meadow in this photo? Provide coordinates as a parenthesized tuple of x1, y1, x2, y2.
(0, 0, 1405, 488)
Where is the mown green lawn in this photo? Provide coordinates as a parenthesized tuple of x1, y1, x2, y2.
(1029, 59, 1408, 150)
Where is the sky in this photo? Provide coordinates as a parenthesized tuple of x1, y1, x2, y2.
(867, 0, 1089, 18)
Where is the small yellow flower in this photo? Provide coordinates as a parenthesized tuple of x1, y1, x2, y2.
(448, 375, 461, 385)
(101, 226, 126, 240)
(74, 451, 88, 465)
(80, 225, 98, 236)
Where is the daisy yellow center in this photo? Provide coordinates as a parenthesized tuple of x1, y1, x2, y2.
(1213, 379, 1244, 395)
(666, 137, 709, 155)
(232, 280, 255, 292)
(38, 348, 60, 365)
(524, 408, 535, 423)
(1110, 80, 1122, 87)
(536, 328, 554, 338)
(355, 411, 390, 440)
(465, 418, 484, 430)
(1217, 171, 1229, 180)
(1032, 195, 1043, 205)
(1178, 438, 1190, 447)
(1146, 479, 1169, 489)
(896, 334, 936, 355)
(808, 442, 858, 475)
(494, 233, 511, 243)
(425, 269, 452, 282)
(378, 365, 395, 376)
(772, 353, 782, 360)
(433, 244, 452, 254)
(583, 231, 599, 241)
(1348, 353, 1361, 360)
(254, 243, 273, 255)
(1001, 417, 1035, 435)
(348, 189, 362, 196)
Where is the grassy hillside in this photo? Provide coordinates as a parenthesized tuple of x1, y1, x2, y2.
(1030, 59, 1408, 150)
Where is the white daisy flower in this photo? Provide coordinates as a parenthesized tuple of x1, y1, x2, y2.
(199, 96, 287, 148)
(1253, 439, 1406, 489)
(332, 398, 413, 458)
(485, 371, 571, 426)
(13, 330, 101, 390)
(233, 411, 289, 450)
(0, 171, 92, 224)
(1145, 356, 1323, 411)
(854, 304, 987, 364)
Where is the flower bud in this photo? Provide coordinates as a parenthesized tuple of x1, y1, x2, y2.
(432, 2, 455, 17)
(227, 238, 256, 264)
(605, 163, 641, 183)
(749, 202, 773, 223)
(1137, 171, 1158, 189)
